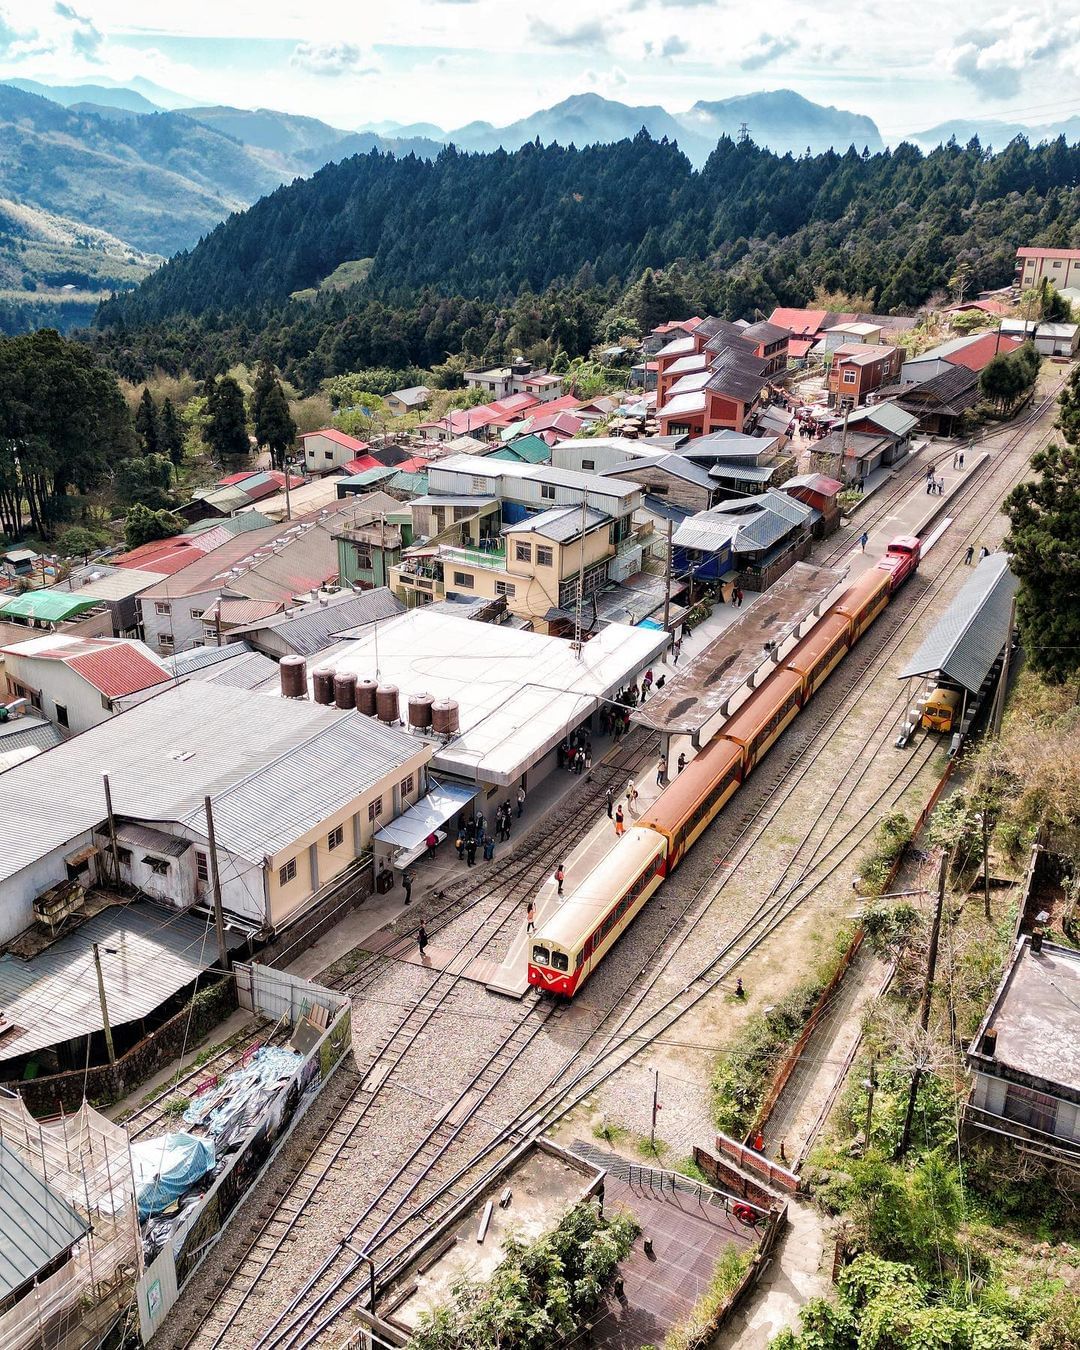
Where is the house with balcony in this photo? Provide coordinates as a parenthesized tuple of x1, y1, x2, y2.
(656, 321, 772, 440)
(462, 359, 564, 402)
(827, 344, 901, 409)
(966, 935, 1080, 1154)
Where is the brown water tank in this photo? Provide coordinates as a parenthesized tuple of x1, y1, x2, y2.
(376, 683, 400, 723)
(431, 698, 460, 736)
(279, 655, 307, 699)
(408, 692, 434, 730)
(356, 678, 378, 716)
(312, 665, 336, 706)
(333, 670, 357, 710)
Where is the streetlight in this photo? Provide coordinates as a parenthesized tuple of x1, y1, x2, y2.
(92, 942, 118, 1064)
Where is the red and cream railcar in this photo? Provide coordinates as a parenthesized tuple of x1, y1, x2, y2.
(783, 610, 852, 699)
(640, 735, 742, 872)
(833, 567, 892, 641)
(527, 827, 667, 996)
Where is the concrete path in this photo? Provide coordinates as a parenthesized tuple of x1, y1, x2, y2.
(709, 1199, 831, 1349)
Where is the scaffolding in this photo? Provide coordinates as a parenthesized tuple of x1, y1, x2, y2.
(0, 1092, 139, 1350)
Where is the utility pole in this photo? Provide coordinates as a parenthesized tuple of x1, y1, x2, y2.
(283, 455, 293, 521)
(863, 1058, 877, 1145)
(650, 1068, 660, 1150)
(102, 773, 121, 887)
(662, 518, 673, 636)
(898, 850, 947, 1157)
(93, 943, 116, 1064)
(204, 796, 230, 972)
(573, 494, 587, 659)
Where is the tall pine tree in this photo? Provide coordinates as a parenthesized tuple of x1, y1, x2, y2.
(159, 397, 184, 466)
(206, 375, 250, 461)
(251, 359, 297, 469)
(134, 387, 160, 455)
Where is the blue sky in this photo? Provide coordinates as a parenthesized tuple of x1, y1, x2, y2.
(2, 1, 1079, 136)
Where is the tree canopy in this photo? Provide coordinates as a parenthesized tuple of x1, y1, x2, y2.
(123, 502, 183, 550)
(205, 374, 250, 461)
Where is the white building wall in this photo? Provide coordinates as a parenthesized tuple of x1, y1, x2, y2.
(0, 834, 97, 943)
(3, 654, 109, 735)
(303, 433, 355, 475)
(140, 588, 217, 654)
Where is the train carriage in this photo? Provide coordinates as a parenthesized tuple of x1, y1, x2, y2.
(716, 667, 804, 774)
(784, 610, 853, 700)
(528, 827, 667, 996)
(640, 735, 743, 872)
(833, 567, 892, 641)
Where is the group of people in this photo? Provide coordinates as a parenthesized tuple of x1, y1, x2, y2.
(452, 790, 525, 867)
(557, 733, 593, 774)
(963, 544, 991, 566)
(925, 466, 946, 495)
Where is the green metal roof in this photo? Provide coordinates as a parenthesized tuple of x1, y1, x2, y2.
(491, 434, 552, 465)
(0, 590, 99, 622)
(338, 466, 397, 489)
(386, 470, 429, 495)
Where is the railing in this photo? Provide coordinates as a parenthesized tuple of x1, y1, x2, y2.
(440, 544, 508, 570)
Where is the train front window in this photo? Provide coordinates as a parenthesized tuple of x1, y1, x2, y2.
(551, 949, 570, 972)
(532, 944, 551, 966)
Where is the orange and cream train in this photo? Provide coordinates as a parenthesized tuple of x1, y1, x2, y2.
(527, 536, 921, 997)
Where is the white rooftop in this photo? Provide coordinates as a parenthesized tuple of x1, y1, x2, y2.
(320, 610, 668, 786)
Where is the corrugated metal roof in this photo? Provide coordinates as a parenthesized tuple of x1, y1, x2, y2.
(847, 401, 918, 438)
(386, 471, 430, 495)
(504, 505, 609, 542)
(898, 553, 1018, 693)
(162, 641, 252, 676)
(374, 781, 478, 850)
(55, 566, 165, 603)
(197, 650, 280, 690)
(0, 1139, 90, 1298)
(0, 903, 244, 1064)
(64, 643, 171, 699)
(230, 589, 404, 656)
(0, 591, 99, 622)
(0, 683, 424, 882)
(115, 821, 191, 857)
(0, 717, 63, 758)
(708, 462, 778, 483)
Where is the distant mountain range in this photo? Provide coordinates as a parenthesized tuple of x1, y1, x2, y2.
(908, 115, 1080, 152)
(1, 74, 1078, 335)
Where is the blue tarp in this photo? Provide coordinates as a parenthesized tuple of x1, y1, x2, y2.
(130, 1133, 216, 1219)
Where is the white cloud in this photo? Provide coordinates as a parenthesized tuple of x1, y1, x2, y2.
(290, 40, 376, 77)
(528, 17, 611, 51)
(943, 7, 1080, 98)
(738, 33, 798, 71)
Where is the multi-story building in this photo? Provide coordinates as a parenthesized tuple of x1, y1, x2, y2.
(827, 344, 901, 409)
(462, 360, 564, 402)
(1015, 245, 1080, 292)
(655, 319, 776, 440)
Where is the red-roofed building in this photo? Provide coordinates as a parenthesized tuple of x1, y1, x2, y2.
(113, 533, 221, 577)
(1015, 246, 1080, 291)
(1, 634, 170, 733)
(768, 307, 830, 339)
(301, 428, 372, 475)
(341, 454, 384, 475)
(901, 332, 1024, 385)
(941, 332, 1025, 372)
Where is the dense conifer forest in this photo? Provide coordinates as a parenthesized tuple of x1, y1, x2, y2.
(89, 132, 1080, 389)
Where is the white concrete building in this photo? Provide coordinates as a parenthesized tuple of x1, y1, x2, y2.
(301, 428, 371, 475)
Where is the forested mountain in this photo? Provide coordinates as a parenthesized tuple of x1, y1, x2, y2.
(88, 134, 1080, 392)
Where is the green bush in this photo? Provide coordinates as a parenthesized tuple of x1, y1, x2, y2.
(858, 812, 913, 896)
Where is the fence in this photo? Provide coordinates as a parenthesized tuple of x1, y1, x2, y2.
(709, 1131, 801, 1196)
(135, 964, 351, 1342)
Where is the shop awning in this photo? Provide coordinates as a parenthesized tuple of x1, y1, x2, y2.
(374, 780, 478, 851)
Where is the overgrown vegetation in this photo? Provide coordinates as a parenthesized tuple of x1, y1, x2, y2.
(856, 812, 914, 896)
(663, 1247, 751, 1350)
(410, 1202, 638, 1350)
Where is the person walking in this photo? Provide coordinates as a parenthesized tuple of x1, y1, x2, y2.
(926, 472, 933, 494)
(937, 476, 945, 495)
(964, 544, 974, 565)
(672, 637, 682, 666)
(952, 451, 959, 470)
(584, 744, 592, 771)
(417, 923, 428, 958)
(483, 834, 495, 862)
(959, 450, 965, 469)
(517, 785, 526, 818)
(466, 837, 477, 867)
(677, 752, 687, 774)
(426, 831, 438, 859)
(614, 804, 625, 836)
(554, 864, 565, 896)
(455, 832, 465, 861)
(735, 586, 744, 608)
(606, 786, 614, 818)
(979, 545, 990, 560)
(402, 869, 413, 905)
(526, 901, 536, 934)
(656, 760, 666, 788)
(626, 778, 637, 808)
(859, 531, 869, 552)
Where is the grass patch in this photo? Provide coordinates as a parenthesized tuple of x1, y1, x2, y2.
(592, 1118, 627, 1145)
(635, 1134, 670, 1161)
(663, 1247, 752, 1350)
(321, 947, 373, 984)
(856, 811, 913, 896)
(675, 1156, 712, 1186)
(163, 1096, 190, 1119)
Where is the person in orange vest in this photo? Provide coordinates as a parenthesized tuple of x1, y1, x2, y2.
(554, 864, 565, 895)
(614, 804, 625, 836)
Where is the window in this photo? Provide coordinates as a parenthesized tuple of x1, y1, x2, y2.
(515, 542, 532, 563)
(54, 703, 69, 728)
(452, 571, 474, 589)
(189, 609, 204, 621)
(279, 857, 297, 886)
(581, 459, 595, 471)
(536, 547, 553, 567)
(159, 633, 174, 650)
(154, 601, 171, 616)
(495, 581, 516, 597)
(400, 774, 414, 797)
(1003, 1083, 1058, 1135)
(882, 360, 891, 375)
(324, 449, 334, 460)
(368, 795, 383, 822)
(1052, 259, 1062, 268)
(842, 370, 857, 385)
(531, 944, 551, 966)
(352, 546, 373, 570)
(540, 484, 556, 500)
(144, 855, 169, 876)
(471, 476, 486, 490)
(115, 846, 132, 867)
(328, 824, 344, 850)
(195, 851, 209, 883)
(551, 949, 569, 972)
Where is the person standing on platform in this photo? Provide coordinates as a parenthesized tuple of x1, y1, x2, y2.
(606, 786, 614, 818)
(483, 834, 495, 862)
(964, 544, 974, 565)
(615, 805, 625, 836)
(403, 870, 413, 905)
(455, 833, 465, 861)
(466, 836, 477, 867)
(418, 924, 428, 958)
(656, 761, 666, 787)
(517, 785, 526, 817)
(672, 637, 682, 666)
(677, 752, 687, 774)
(859, 531, 868, 552)
(526, 901, 536, 934)
(554, 864, 565, 896)
(426, 832, 438, 859)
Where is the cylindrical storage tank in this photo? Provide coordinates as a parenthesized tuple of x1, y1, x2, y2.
(312, 665, 336, 706)
(280, 655, 307, 699)
(333, 670, 357, 710)
(376, 683, 400, 724)
(408, 692, 434, 730)
(431, 698, 460, 736)
(356, 678, 378, 716)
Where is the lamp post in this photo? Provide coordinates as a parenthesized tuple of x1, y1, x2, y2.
(92, 942, 118, 1064)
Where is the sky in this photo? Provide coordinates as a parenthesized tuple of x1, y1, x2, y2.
(2, 0, 1080, 137)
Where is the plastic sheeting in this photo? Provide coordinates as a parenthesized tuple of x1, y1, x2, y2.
(130, 1134, 216, 1220)
(182, 1045, 303, 1151)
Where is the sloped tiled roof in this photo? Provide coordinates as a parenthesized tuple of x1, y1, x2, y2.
(1, 635, 171, 699)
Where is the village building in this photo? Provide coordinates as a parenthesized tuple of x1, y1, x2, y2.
(386, 385, 432, 415)
(781, 473, 843, 536)
(966, 935, 1080, 1152)
(227, 588, 404, 659)
(176, 470, 303, 525)
(0, 680, 431, 946)
(998, 318, 1080, 358)
(1014, 245, 1080, 292)
(900, 332, 1025, 384)
(44, 563, 167, 639)
(301, 428, 372, 475)
(892, 364, 983, 437)
(827, 343, 901, 408)
(462, 360, 564, 402)
(1, 635, 171, 734)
